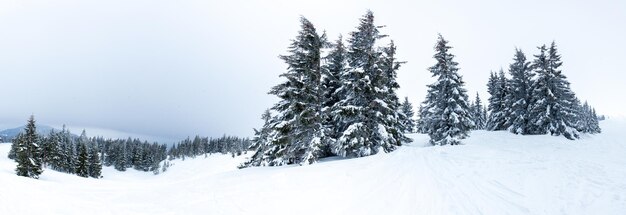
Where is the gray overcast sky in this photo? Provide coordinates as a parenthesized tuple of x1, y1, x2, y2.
(1, 0, 624, 142)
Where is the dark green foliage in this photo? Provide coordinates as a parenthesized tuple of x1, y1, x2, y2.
(244, 17, 327, 166)
(169, 135, 251, 160)
(14, 115, 43, 179)
(89, 145, 102, 178)
(505, 49, 534, 134)
(76, 142, 89, 178)
(421, 34, 474, 145)
(331, 11, 407, 157)
(321, 36, 347, 154)
(527, 42, 580, 139)
(399, 97, 416, 133)
(487, 69, 509, 131)
(577, 101, 602, 134)
(7, 133, 20, 160)
(470, 93, 487, 130)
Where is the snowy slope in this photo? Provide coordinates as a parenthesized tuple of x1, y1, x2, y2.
(1, 120, 626, 215)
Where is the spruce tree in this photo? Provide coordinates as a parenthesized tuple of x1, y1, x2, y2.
(377, 40, 410, 145)
(590, 108, 601, 133)
(88, 146, 102, 178)
(416, 104, 428, 133)
(76, 142, 89, 177)
(43, 130, 63, 171)
(421, 34, 474, 145)
(114, 142, 127, 171)
(471, 93, 487, 130)
(15, 115, 43, 179)
(528, 42, 580, 139)
(14, 133, 29, 177)
(487, 69, 509, 131)
(399, 97, 416, 133)
(505, 48, 534, 134)
(247, 17, 326, 166)
(60, 125, 76, 173)
(7, 133, 22, 160)
(242, 109, 274, 167)
(331, 11, 406, 156)
(322, 35, 347, 146)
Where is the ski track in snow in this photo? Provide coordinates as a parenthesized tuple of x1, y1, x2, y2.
(1, 120, 626, 215)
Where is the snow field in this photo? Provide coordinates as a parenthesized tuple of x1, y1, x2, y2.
(1, 119, 625, 215)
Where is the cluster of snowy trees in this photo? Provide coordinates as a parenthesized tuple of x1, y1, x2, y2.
(8, 115, 170, 178)
(242, 11, 412, 167)
(481, 42, 601, 139)
(416, 41, 601, 144)
(6, 115, 256, 178)
(8, 116, 103, 178)
(167, 135, 251, 160)
(99, 137, 167, 174)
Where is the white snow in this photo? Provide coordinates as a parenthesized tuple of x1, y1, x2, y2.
(1, 120, 626, 215)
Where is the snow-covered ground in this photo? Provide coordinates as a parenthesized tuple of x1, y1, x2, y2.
(1, 119, 626, 215)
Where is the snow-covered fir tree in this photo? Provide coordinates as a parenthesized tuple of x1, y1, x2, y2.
(399, 97, 416, 133)
(421, 34, 474, 145)
(470, 93, 487, 130)
(487, 69, 509, 131)
(415, 104, 428, 134)
(241, 110, 274, 167)
(7, 133, 21, 160)
(321, 35, 347, 153)
(60, 126, 77, 173)
(505, 48, 534, 134)
(76, 141, 89, 177)
(331, 11, 406, 156)
(42, 130, 63, 171)
(378, 41, 410, 143)
(14, 115, 44, 179)
(88, 144, 102, 178)
(528, 42, 580, 139)
(245, 17, 326, 166)
(580, 102, 601, 134)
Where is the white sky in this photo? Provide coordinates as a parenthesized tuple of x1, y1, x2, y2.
(0, 0, 624, 142)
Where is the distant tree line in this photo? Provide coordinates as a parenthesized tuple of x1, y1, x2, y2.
(167, 135, 252, 160)
(99, 137, 167, 174)
(8, 115, 251, 179)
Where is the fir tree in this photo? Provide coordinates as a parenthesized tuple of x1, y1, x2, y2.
(399, 97, 416, 133)
(322, 35, 347, 145)
(43, 130, 63, 171)
(247, 17, 326, 166)
(76, 142, 89, 177)
(416, 104, 428, 133)
(14, 133, 28, 177)
(114, 142, 127, 171)
(471, 93, 487, 130)
(330, 11, 404, 157)
(505, 48, 534, 134)
(528, 42, 580, 139)
(242, 110, 274, 167)
(60, 125, 76, 173)
(487, 69, 509, 131)
(7, 133, 22, 160)
(421, 34, 474, 145)
(15, 115, 43, 179)
(377, 40, 410, 145)
(88, 145, 102, 178)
